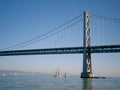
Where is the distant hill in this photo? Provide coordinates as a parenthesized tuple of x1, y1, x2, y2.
(0, 70, 46, 76)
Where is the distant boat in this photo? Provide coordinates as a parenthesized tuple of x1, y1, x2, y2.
(64, 72, 68, 78)
(54, 69, 63, 78)
(53, 69, 68, 78)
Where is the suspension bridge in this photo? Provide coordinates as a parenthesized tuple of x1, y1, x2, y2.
(0, 11, 120, 78)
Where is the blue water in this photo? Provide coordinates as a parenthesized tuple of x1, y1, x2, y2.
(0, 76, 120, 90)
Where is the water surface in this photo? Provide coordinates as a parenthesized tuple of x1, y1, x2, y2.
(0, 76, 120, 90)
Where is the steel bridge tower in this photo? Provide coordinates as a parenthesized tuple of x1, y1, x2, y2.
(81, 11, 94, 78)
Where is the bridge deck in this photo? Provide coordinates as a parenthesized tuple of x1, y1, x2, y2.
(0, 45, 120, 56)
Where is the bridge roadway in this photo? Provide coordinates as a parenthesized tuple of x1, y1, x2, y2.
(0, 45, 120, 56)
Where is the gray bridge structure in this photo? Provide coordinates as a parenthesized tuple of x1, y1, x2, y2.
(0, 11, 120, 78)
(0, 45, 120, 56)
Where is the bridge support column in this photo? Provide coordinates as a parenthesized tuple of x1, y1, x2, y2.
(81, 11, 94, 78)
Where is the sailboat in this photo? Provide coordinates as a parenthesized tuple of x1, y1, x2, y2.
(53, 69, 62, 78)
(64, 72, 68, 78)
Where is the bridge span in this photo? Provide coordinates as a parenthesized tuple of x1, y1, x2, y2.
(0, 45, 120, 56)
(0, 11, 120, 78)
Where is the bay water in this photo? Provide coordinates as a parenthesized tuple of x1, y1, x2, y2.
(0, 76, 120, 90)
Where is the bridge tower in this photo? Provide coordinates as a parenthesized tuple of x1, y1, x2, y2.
(81, 11, 94, 78)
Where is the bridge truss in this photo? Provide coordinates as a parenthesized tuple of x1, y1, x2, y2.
(0, 45, 120, 56)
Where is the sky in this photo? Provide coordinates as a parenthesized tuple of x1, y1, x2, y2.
(0, 0, 120, 77)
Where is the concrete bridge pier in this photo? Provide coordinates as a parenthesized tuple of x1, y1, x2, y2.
(81, 11, 94, 78)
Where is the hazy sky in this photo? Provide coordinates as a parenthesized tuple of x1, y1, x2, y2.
(0, 0, 120, 77)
